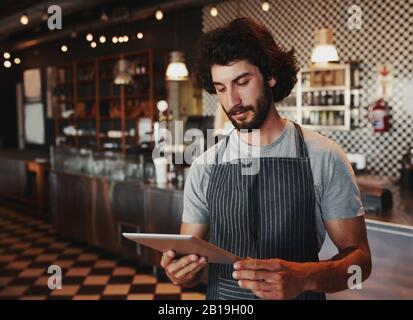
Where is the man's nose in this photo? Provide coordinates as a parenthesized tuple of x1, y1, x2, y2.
(227, 87, 242, 109)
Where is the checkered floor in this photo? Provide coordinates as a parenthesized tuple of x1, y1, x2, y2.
(0, 205, 206, 300)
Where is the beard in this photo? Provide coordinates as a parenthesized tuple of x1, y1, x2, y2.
(222, 83, 273, 131)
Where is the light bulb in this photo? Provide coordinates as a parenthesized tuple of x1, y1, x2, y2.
(86, 33, 93, 42)
(262, 1, 270, 12)
(112, 36, 118, 44)
(61, 45, 68, 52)
(14, 58, 21, 64)
(20, 13, 29, 25)
(99, 35, 106, 43)
(210, 6, 218, 17)
(155, 9, 163, 20)
(137, 32, 143, 39)
(3, 52, 10, 59)
(4, 61, 12, 68)
(90, 41, 97, 48)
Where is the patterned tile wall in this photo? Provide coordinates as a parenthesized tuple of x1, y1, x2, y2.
(201, 0, 413, 178)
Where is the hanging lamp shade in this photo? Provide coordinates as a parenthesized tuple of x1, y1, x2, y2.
(114, 59, 133, 85)
(165, 51, 189, 81)
(310, 28, 339, 64)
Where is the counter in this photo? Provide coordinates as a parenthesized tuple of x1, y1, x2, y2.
(319, 175, 413, 299)
(0, 149, 49, 213)
(49, 169, 184, 268)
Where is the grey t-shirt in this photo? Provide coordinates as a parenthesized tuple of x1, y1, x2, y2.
(182, 119, 365, 249)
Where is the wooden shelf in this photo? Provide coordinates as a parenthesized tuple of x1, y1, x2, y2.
(301, 85, 346, 92)
(77, 79, 95, 83)
(100, 96, 120, 100)
(302, 64, 347, 72)
(302, 124, 347, 131)
(77, 135, 97, 138)
(301, 106, 347, 111)
(52, 49, 155, 153)
(100, 94, 148, 100)
(132, 73, 149, 78)
(288, 64, 361, 131)
(56, 98, 73, 102)
(75, 117, 96, 121)
(125, 94, 149, 99)
(100, 74, 148, 81)
(98, 116, 140, 121)
(278, 107, 297, 111)
(77, 97, 96, 101)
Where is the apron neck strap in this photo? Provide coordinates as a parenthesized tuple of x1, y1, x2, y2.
(215, 128, 234, 164)
(292, 122, 309, 158)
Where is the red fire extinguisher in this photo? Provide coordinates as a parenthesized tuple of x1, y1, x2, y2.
(369, 98, 389, 133)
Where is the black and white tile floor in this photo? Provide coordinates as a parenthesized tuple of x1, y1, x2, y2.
(0, 206, 206, 300)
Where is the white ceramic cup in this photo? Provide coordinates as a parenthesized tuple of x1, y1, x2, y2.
(153, 157, 168, 184)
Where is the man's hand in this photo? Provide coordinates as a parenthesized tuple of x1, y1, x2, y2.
(232, 258, 310, 300)
(160, 250, 207, 288)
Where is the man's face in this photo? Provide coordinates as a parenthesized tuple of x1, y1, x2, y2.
(211, 60, 275, 130)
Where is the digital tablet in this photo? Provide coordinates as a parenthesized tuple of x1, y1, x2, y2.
(122, 233, 240, 264)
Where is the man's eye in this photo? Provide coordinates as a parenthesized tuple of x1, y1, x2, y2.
(237, 81, 249, 86)
(217, 87, 226, 93)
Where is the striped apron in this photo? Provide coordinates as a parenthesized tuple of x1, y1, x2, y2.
(205, 122, 325, 300)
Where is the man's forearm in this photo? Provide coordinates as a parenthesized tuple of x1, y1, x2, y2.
(303, 246, 372, 293)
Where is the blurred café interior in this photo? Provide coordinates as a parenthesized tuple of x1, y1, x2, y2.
(0, 0, 412, 300)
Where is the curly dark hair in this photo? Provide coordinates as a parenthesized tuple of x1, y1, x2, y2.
(194, 17, 299, 103)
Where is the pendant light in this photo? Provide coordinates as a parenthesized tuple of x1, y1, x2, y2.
(310, 0, 339, 65)
(310, 28, 339, 64)
(165, 1, 189, 81)
(166, 51, 189, 81)
(114, 59, 133, 85)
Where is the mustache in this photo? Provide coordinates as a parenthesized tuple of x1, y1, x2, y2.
(228, 105, 254, 116)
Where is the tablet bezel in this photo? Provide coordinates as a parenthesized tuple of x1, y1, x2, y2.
(122, 233, 240, 264)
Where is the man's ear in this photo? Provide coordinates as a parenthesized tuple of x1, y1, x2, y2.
(267, 76, 277, 88)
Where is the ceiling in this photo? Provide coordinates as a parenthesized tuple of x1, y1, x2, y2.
(0, 0, 214, 51)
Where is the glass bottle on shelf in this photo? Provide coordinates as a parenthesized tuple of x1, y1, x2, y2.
(333, 91, 341, 105)
(320, 111, 328, 125)
(135, 61, 141, 75)
(320, 91, 326, 106)
(337, 111, 345, 125)
(351, 108, 360, 128)
(303, 92, 309, 106)
(328, 111, 335, 126)
(302, 111, 310, 124)
(313, 91, 320, 106)
(302, 72, 310, 88)
(351, 92, 360, 108)
(325, 92, 333, 106)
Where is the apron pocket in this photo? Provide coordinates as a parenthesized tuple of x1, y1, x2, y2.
(217, 276, 258, 300)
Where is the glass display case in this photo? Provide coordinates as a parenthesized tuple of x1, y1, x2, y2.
(50, 146, 149, 182)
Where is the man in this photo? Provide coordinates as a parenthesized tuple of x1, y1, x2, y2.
(160, 17, 371, 300)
